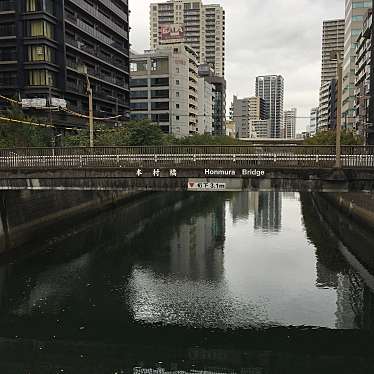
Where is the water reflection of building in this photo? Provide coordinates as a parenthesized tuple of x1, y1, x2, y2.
(254, 192, 282, 232)
(335, 270, 374, 330)
(169, 203, 225, 280)
(316, 262, 338, 289)
(230, 192, 251, 222)
(282, 192, 297, 200)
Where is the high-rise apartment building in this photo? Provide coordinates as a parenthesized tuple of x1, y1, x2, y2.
(310, 107, 319, 136)
(130, 44, 202, 137)
(0, 0, 130, 125)
(231, 95, 267, 138)
(283, 108, 297, 139)
(319, 80, 337, 131)
(343, 0, 372, 129)
(149, 0, 225, 77)
(321, 19, 345, 85)
(317, 19, 344, 135)
(255, 75, 284, 138)
(355, 9, 372, 139)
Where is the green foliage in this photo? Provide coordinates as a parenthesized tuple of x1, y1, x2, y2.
(175, 134, 242, 146)
(304, 130, 364, 146)
(0, 106, 53, 147)
(125, 121, 165, 146)
(64, 120, 166, 147)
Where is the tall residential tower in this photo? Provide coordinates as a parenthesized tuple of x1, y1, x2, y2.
(149, 0, 225, 77)
(318, 19, 344, 132)
(255, 75, 284, 138)
(343, 0, 372, 129)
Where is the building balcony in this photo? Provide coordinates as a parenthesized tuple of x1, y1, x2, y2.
(0, 0, 15, 12)
(65, 36, 129, 73)
(66, 60, 129, 90)
(65, 14, 129, 57)
(68, 0, 128, 39)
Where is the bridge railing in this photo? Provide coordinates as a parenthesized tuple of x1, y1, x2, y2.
(0, 145, 373, 169)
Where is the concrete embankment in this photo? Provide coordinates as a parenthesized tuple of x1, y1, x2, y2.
(309, 192, 374, 277)
(0, 190, 144, 255)
(318, 193, 374, 232)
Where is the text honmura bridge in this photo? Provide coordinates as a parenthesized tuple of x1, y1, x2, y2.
(1, 145, 374, 192)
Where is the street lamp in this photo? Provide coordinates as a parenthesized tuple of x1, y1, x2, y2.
(330, 50, 343, 168)
(78, 64, 94, 147)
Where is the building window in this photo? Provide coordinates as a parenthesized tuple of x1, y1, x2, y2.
(27, 45, 55, 62)
(45, 0, 56, 15)
(0, 22, 16, 37)
(176, 115, 180, 120)
(151, 58, 168, 72)
(176, 103, 180, 108)
(176, 79, 180, 85)
(176, 92, 180, 97)
(151, 102, 169, 110)
(131, 60, 147, 72)
(151, 77, 169, 86)
(0, 72, 17, 86)
(151, 90, 169, 99)
(176, 67, 180, 73)
(130, 78, 148, 87)
(130, 102, 148, 111)
(27, 20, 55, 39)
(0, 47, 16, 61)
(26, 0, 43, 12)
(28, 69, 56, 86)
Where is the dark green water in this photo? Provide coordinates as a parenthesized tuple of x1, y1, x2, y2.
(0, 192, 374, 373)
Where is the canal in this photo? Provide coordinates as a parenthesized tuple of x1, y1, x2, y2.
(0, 192, 373, 373)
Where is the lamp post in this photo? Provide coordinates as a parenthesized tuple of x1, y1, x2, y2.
(78, 64, 94, 147)
(331, 51, 343, 168)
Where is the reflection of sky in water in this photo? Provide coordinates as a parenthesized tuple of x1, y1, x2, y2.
(0, 192, 367, 330)
(126, 193, 342, 329)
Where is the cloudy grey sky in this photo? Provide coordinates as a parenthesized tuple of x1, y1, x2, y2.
(130, 0, 344, 132)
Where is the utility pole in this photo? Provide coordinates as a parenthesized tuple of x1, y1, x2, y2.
(86, 74, 94, 148)
(331, 50, 343, 168)
(48, 76, 55, 148)
(78, 64, 94, 147)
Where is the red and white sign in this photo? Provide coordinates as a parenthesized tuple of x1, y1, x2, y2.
(188, 181, 226, 191)
(160, 24, 185, 44)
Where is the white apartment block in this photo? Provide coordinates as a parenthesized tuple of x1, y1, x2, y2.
(231, 95, 267, 138)
(197, 77, 214, 134)
(283, 108, 297, 139)
(251, 120, 271, 139)
(343, 0, 372, 129)
(150, 0, 226, 77)
(130, 43, 201, 137)
(310, 107, 319, 136)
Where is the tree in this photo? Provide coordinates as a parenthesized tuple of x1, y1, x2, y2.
(0, 105, 53, 148)
(304, 130, 363, 146)
(125, 121, 165, 146)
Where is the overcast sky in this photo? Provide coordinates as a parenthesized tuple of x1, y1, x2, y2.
(130, 0, 344, 132)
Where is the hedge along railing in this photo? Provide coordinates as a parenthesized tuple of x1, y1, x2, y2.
(0, 145, 373, 169)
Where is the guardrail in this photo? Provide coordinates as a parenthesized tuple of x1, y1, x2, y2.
(0, 146, 373, 169)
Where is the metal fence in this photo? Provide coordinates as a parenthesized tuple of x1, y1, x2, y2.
(0, 146, 373, 169)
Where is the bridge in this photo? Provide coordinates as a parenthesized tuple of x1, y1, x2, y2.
(0, 145, 374, 192)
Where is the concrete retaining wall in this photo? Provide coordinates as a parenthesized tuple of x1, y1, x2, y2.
(321, 193, 374, 231)
(0, 190, 143, 254)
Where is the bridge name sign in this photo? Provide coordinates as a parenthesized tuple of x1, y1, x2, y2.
(204, 169, 265, 177)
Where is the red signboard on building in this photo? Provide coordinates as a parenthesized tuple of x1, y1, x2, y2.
(160, 24, 185, 43)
